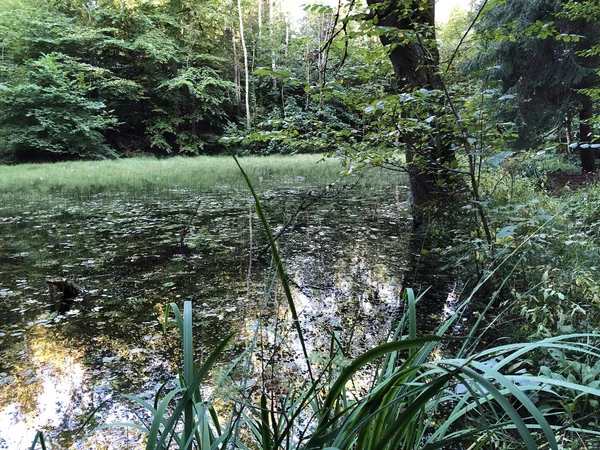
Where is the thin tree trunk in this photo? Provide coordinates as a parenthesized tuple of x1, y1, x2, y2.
(237, 0, 251, 128)
(579, 94, 596, 173)
(232, 28, 242, 104)
(269, 0, 277, 90)
(285, 19, 289, 59)
(258, 0, 262, 37)
(316, 11, 334, 109)
(305, 40, 311, 109)
(230, 1, 241, 105)
(565, 108, 573, 152)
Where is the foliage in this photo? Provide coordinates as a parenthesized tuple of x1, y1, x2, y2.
(560, 0, 600, 102)
(0, 52, 117, 160)
(472, 0, 600, 151)
(84, 299, 600, 449)
(0, 0, 236, 159)
(150, 66, 235, 154)
(437, 151, 600, 340)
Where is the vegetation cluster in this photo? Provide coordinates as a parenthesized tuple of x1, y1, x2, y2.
(3, 0, 600, 448)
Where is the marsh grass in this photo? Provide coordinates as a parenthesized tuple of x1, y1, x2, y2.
(0, 155, 402, 198)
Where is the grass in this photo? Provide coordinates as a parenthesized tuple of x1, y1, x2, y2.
(0, 154, 405, 198)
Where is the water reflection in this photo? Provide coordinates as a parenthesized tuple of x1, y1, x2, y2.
(0, 326, 87, 449)
(0, 173, 413, 448)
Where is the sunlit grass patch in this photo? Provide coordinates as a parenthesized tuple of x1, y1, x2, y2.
(0, 154, 405, 199)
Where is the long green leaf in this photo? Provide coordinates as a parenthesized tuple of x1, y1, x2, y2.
(146, 388, 186, 450)
(155, 334, 234, 449)
(183, 301, 194, 447)
(470, 360, 558, 449)
(260, 393, 273, 450)
(306, 336, 440, 448)
(233, 155, 314, 381)
(29, 431, 46, 450)
(444, 363, 540, 450)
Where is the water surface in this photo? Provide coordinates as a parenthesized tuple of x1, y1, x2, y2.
(0, 166, 413, 448)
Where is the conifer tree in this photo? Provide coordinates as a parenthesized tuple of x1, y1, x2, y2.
(475, 0, 600, 172)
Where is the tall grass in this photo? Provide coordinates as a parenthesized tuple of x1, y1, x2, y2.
(0, 155, 402, 197)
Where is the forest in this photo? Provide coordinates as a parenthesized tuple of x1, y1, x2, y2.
(2, 0, 600, 449)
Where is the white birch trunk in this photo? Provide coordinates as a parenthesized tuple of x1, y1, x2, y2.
(237, 0, 251, 128)
(269, 0, 277, 89)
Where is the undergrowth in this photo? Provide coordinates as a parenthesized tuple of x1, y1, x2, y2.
(477, 159, 600, 338)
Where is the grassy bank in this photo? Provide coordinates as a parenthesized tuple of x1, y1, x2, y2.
(0, 155, 398, 197)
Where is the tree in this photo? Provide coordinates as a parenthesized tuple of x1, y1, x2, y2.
(474, 0, 600, 172)
(363, 0, 462, 218)
(237, 0, 251, 128)
(0, 53, 117, 160)
(0, 0, 236, 159)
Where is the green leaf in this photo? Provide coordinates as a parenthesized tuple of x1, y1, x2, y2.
(497, 225, 518, 239)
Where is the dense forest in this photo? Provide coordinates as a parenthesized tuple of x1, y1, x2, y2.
(0, 0, 391, 160)
(3, 0, 600, 449)
(1, 0, 599, 167)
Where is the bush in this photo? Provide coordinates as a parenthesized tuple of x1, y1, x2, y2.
(0, 53, 118, 160)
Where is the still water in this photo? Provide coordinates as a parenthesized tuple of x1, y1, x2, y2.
(0, 168, 421, 448)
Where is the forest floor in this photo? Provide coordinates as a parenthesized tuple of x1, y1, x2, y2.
(547, 170, 598, 191)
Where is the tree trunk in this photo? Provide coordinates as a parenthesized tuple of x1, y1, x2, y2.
(366, 0, 440, 89)
(285, 19, 289, 60)
(579, 94, 596, 173)
(258, 0, 262, 37)
(366, 0, 456, 214)
(565, 107, 573, 152)
(232, 27, 241, 105)
(305, 40, 311, 109)
(237, 0, 251, 128)
(269, 0, 277, 90)
(230, 0, 241, 105)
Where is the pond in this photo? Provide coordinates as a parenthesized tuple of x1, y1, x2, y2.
(0, 157, 443, 449)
